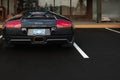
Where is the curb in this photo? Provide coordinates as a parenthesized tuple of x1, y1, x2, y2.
(0, 24, 3, 29)
(0, 24, 120, 29)
(75, 24, 120, 28)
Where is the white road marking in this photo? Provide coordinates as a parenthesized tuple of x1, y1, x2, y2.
(73, 42, 89, 58)
(105, 28, 120, 34)
(0, 35, 3, 39)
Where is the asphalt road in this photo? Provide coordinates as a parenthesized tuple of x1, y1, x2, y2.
(0, 28, 120, 80)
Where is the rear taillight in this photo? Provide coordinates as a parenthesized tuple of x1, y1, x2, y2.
(6, 20, 21, 28)
(56, 20, 72, 28)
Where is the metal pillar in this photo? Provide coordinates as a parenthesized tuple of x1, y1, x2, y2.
(70, 0, 72, 16)
(7, 0, 9, 15)
(97, 0, 102, 23)
(0, 0, 2, 6)
(53, 0, 55, 11)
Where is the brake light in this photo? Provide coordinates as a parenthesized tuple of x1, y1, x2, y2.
(6, 20, 21, 28)
(56, 20, 72, 28)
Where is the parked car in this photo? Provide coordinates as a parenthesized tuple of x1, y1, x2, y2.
(2, 10, 74, 47)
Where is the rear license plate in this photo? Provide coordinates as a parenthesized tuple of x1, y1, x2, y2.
(27, 29, 50, 36)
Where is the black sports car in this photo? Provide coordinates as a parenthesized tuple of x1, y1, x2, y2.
(3, 10, 74, 47)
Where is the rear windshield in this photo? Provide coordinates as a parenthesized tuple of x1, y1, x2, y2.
(24, 12, 55, 19)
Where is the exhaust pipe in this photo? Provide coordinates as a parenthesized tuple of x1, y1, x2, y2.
(33, 36, 44, 44)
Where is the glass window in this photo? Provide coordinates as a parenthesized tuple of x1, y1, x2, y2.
(72, 0, 87, 15)
(54, 0, 61, 14)
(55, 0, 70, 15)
(61, 0, 70, 15)
(38, 0, 54, 11)
(22, 0, 37, 11)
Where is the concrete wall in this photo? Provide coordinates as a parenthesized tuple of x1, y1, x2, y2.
(93, 0, 120, 20)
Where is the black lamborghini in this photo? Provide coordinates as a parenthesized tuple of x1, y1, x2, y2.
(2, 10, 74, 47)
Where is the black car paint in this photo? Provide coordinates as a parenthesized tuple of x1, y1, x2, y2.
(3, 11, 74, 46)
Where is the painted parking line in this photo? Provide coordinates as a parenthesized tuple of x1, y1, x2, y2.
(105, 28, 120, 34)
(73, 42, 89, 58)
(0, 35, 2, 39)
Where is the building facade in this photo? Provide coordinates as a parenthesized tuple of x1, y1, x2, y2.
(0, 0, 120, 22)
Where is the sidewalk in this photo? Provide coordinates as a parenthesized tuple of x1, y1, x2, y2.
(0, 22, 4, 29)
(0, 22, 120, 29)
(73, 22, 120, 28)
(0, 24, 2, 28)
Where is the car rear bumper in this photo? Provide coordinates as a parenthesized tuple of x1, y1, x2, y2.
(4, 35, 73, 45)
